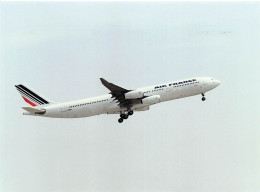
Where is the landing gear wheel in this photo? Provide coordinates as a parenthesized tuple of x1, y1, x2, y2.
(202, 97, 206, 101)
(123, 114, 128, 119)
(128, 110, 133, 116)
(118, 118, 123, 123)
(120, 114, 124, 118)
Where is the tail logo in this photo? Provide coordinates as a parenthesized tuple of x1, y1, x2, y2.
(15, 84, 50, 106)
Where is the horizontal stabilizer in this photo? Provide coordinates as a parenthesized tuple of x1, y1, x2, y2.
(22, 107, 46, 114)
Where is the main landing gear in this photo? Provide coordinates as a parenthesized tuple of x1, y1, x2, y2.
(201, 93, 206, 101)
(118, 110, 134, 123)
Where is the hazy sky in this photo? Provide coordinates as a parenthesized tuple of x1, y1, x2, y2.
(1, 2, 260, 192)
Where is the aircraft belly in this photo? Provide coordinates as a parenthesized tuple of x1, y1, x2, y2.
(76, 102, 113, 118)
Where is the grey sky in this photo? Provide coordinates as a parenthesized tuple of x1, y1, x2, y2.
(1, 2, 260, 192)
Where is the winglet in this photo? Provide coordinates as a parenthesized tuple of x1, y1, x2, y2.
(100, 78, 109, 87)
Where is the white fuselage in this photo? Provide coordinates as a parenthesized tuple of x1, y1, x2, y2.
(27, 77, 220, 118)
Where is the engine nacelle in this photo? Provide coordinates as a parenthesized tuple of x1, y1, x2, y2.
(141, 95, 160, 105)
(135, 106, 150, 111)
(125, 90, 144, 99)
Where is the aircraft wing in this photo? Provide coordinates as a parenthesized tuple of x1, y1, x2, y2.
(100, 78, 129, 94)
(100, 78, 139, 108)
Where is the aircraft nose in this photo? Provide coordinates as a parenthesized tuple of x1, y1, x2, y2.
(215, 80, 221, 86)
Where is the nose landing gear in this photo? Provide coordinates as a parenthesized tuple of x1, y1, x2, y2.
(118, 110, 134, 123)
(201, 93, 206, 101)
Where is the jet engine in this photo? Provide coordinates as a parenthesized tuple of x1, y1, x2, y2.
(135, 106, 150, 111)
(141, 95, 160, 105)
(125, 90, 144, 99)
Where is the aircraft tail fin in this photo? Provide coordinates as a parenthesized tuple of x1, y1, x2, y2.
(15, 84, 56, 106)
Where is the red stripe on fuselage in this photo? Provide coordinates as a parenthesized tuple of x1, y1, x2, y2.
(22, 96, 37, 106)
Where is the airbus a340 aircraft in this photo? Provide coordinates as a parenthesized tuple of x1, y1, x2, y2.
(15, 77, 221, 123)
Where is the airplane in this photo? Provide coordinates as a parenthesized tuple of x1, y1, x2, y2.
(15, 77, 221, 123)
